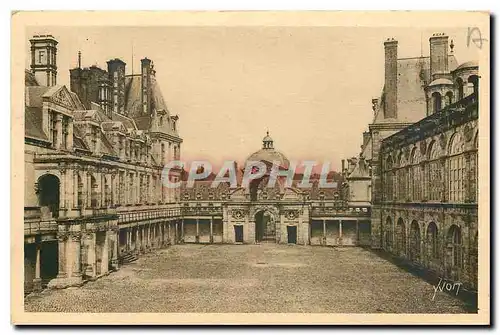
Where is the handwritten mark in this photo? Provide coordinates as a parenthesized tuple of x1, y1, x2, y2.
(467, 27, 488, 49)
(432, 277, 462, 301)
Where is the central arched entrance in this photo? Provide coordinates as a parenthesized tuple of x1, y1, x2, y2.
(37, 174, 60, 218)
(255, 210, 276, 243)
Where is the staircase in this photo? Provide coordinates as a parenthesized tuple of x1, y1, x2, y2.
(118, 251, 138, 265)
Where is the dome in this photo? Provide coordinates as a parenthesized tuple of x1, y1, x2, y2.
(246, 132, 290, 168)
(455, 60, 479, 71)
(428, 78, 453, 86)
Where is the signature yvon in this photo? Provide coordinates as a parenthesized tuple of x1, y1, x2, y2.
(432, 278, 462, 301)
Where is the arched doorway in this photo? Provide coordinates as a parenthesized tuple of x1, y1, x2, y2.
(396, 218, 406, 257)
(409, 220, 421, 262)
(255, 210, 276, 243)
(37, 174, 60, 218)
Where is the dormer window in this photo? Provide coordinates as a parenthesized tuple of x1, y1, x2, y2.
(159, 116, 163, 127)
(48, 112, 57, 147)
(61, 116, 69, 149)
(172, 120, 176, 132)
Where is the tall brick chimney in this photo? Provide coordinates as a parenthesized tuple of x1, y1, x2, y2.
(141, 58, 152, 115)
(107, 58, 126, 115)
(384, 38, 398, 119)
(429, 33, 449, 81)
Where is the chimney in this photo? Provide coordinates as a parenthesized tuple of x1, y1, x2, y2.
(384, 38, 398, 119)
(30, 34, 58, 86)
(107, 58, 126, 115)
(429, 33, 449, 81)
(141, 58, 152, 115)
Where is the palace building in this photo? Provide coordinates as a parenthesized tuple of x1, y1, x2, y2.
(347, 33, 479, 290)
(24, 34, 183, 293)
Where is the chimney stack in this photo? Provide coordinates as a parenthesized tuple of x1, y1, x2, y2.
(107, 58, 126, 115)
(30, 34, 58, 87)
(141, 58, 152, 115)
(429, 33, 449, 81)
(384, 38, 398, 119)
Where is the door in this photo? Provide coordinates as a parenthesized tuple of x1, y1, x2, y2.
(234, 225, 244, 243)
(287, 226, 297, 244)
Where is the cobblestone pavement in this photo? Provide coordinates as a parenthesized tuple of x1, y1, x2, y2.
(25, 244, 471, 313)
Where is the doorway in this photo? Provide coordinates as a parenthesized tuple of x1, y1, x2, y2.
(234, 225, 243, 243)
(255, 210, 276, 243)
(287, 226, 297, 244)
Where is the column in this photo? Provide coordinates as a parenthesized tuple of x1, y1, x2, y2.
(135, 226, 141, 253)
(181, 220, 185, 242)
(101, 231, 109, 275)
(196, 218, 200, 243)
(210, 218, 214, 244)
(136, 173, 141, 204)
(355, 219, 359, 245)
(87, 172, 92, 208)
(322, 219, 326, 246)
(59, 169, 66, 210)
(86, 232, 96, 277)
(127, 228, 132, 251)
(73, 170, 78, 209)
(339, 219, 343, 246)
(69, 234, 82, 280)
(111, 230, 119, 270)
(168, 222, 172, 245)
(56, 235, 67, 279)
(111, 173, 116, 206)
(33, 243, 42, 291)
(67, 119, 74, 149)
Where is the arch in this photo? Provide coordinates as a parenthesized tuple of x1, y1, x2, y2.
(410, 147, 422, 201)
(396, 218, 406, 256)
(456, 77, 464, 100)
(385, 216, 393, 249)
(386, 155, 393, 170)
(448, 132, 466, 202)
(426, 222, 439, 260)
(254, 208, 278, 243)
(431, 91, 442, 113)
(468, 75, 479, 96)
(427, 140, 440, 160)
(447, 224, 463, 279)
(445, 91, 454, 106)
(409, 220, 421, 262)
(37, 174, 60, 218)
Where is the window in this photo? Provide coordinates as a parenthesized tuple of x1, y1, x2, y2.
(410, 147, 422, 201)
(427, 142, 442, 201)
(385, 156, 394, 201)
(448, 133, 465, 203)
(61, 116, 69, 149)
(432, 92, 442, 113)
(471, 133, 478, 202)
(49, 112, 57, 147)
(445, 91, 453, 106)
(456, 78, 464, 100)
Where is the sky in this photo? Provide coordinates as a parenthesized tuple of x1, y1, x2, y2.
(25, 26, 479, 171)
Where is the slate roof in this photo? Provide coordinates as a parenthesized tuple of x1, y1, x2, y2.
(25, 107, 49, 141)
(373, 54, 458, 125)
(25, 70, 39, 86)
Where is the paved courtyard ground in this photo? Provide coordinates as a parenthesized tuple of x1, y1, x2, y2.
(25, 244, 472, 313)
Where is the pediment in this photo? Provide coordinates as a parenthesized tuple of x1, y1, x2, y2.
(43, 85, 77, 110)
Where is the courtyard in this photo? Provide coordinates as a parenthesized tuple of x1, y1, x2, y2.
(25, 244, 472, 313)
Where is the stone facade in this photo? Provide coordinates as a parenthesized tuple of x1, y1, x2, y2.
(346, 32, 480, 290)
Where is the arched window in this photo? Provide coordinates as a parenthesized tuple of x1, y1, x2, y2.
(471, 132, 479, 202)
(427, 141, 442, 201)
(427, 222, 438, 260)
(410, 147, 422, 201)
(445, 91, 453, 106)
(456, 77, 464, 100)
(447, 225, 463, 280)
(409, 220, 421, 262)
(468, 75, 479, 96)
(432, 92, 442, 113)
(397, 152, 407, 201)
(37, 174, 60, 218)
(396, 218, 406, 257)
(448, 132, 465, 202)
(385, 156, 394, 201)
